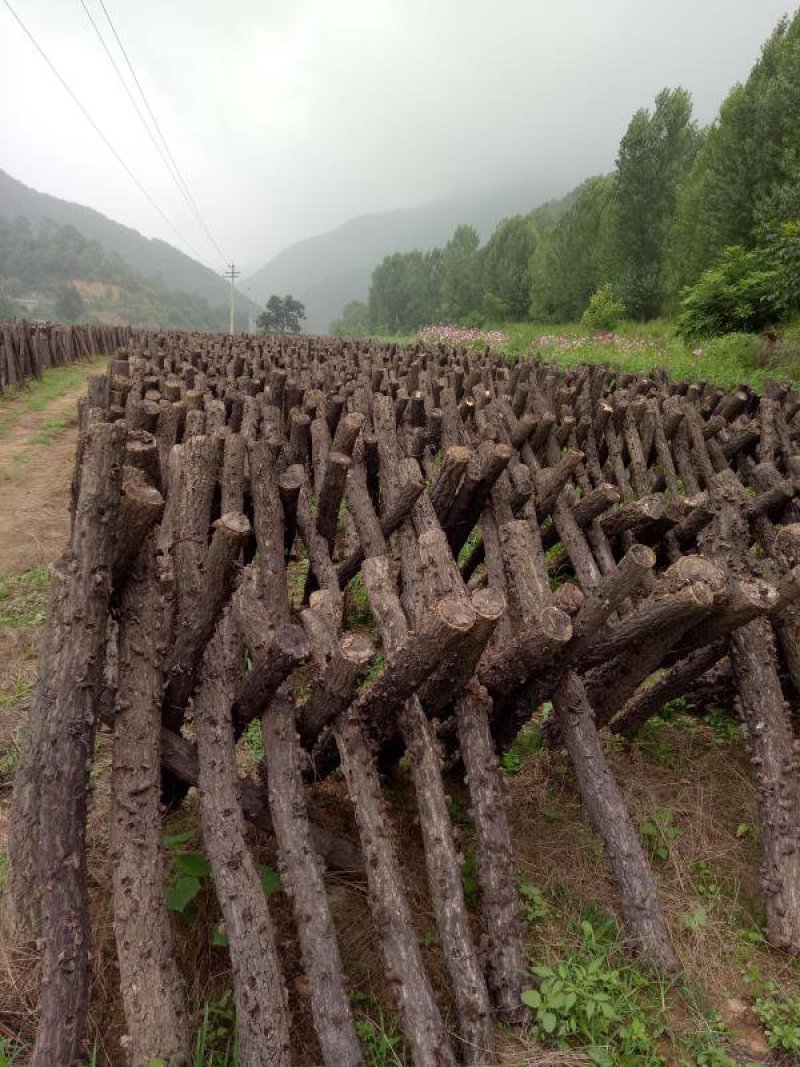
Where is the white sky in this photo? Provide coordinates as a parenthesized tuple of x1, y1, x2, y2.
(0, 0, 794, 273)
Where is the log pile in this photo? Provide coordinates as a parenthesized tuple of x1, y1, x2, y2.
(5, 329, 800, 1066)
(0, 319, 135, 392)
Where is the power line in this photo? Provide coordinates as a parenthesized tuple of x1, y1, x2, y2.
(95, 0, 228, 263)
(76, 0, 192, 226)
(226, 264, 241, 335)
(1, 0, 206, 263)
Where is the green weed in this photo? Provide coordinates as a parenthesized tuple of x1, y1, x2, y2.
(239, 719, 264, 764)
(0, 1036, 24, 1067)
(520, 882, 550, 926)
(751, 981, 800, 1055)
(0, 566, 49, 630)
(192, 992, 239, 1066)
(639, 809, 682, 861)
(350, 992, 405, 1066)
(521, 912, 669, 1066)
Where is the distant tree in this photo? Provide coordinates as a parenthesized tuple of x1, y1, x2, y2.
(529, 175, 617, 321)
(480, 215, 537, 321)
(330, 300, 370, 336)
(257, 294, 306, 333)
(667, 12, 800, 296)
(439, 225, 482, 322)
(368, 249, 442, 332)
(614, 87, 702, 319)
(0, 290, 15, 320)
(53, 283, 86, 323)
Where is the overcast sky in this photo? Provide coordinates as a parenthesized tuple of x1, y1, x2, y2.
(0, 0, 794, 274)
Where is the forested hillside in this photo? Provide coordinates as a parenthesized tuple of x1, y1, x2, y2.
(346, 11, 800, 341)
(244, 183, 556, 332)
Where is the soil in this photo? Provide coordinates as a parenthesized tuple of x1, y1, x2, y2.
(0, 384, 87, 575)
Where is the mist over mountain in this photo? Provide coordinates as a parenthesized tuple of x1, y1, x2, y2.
(0, 168, 238, 306)
(244, 183, 557, 332)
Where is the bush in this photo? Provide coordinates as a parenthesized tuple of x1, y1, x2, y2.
(678, 221, 800, 338)
(581, 284, 626, 331)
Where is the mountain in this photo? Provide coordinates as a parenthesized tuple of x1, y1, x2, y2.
(244, 183, 558, 332)
(0, 167, 233, 307)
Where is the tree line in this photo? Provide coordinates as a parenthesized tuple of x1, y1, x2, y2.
(334, 11, 800, 339)
(0, 216, 251, 331)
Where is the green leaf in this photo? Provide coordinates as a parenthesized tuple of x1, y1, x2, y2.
(163, 830, 194, 848)
(681, 905, 708, 931)
(736, 822, 751, 838)
(539, 1009, 557, 1034)
(258, 864, 280, 897)
(521, 989, 541, 1008)
(165, 875, 202, 913)
(530, 964, 555, 979)
(212, 924, 229, 948)
(175, 852, 211, 878)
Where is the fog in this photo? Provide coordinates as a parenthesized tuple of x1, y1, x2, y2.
(0, 0, 793, 271)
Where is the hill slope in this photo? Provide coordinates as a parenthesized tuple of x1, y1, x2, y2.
(0, 168, 232, 306)
(244, 183, 557, 332)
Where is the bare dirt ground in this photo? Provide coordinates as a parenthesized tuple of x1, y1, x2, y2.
(0, 381, 88, 574)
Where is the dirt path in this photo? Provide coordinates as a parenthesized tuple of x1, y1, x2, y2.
(0, 383, 90, 575)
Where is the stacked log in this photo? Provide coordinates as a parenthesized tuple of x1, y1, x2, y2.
(5, 328, 800, 1066)
(0, 319, 136, 391)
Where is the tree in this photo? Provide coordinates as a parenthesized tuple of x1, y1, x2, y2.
(330, 300, 370, 336)
(256, 294, 306, 333)
(480, 216, 537, 321)
(668, 11, 800, 296)
(439, 225, 482, 323)
(614, 88, 701, 319)
(53, 283, 86, 323)
(529, 176, 617, 322)
(0, 290, 16, 320)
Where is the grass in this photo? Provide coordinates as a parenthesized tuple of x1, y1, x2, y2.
(373, 318, 800, 391)
(0, 355, 108, 441)
(0, 567, 49, 631)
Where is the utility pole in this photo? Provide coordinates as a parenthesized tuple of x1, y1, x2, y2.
(224, 263, 240, 336)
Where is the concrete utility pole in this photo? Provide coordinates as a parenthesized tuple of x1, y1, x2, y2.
(224, 263, 240, 335)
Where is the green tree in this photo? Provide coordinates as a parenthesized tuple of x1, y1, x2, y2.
(368, 249, 441, 332)
(257, 294, 306, 333)
(529, 175, 618, 322)
(439, 225, 482, 322)
(330, 300, 370, 336)
(668, 12, 800, 295)
(480, 215, 537, 321)
(0, 290, 16, 319)
(614, 88, 701, 319)
(53, 283, 86, 323)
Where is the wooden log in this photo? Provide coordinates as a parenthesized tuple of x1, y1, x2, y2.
(455, 681, 528, 1021)
(31, 421, 125, 1067)
(111, 538, 191, 1065)
(262, 690, 364, 1066)
(553, 671, 679, 974)
(194, 616, 292, 1065)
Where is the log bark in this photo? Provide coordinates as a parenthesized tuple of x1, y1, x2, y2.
(194, 616, 292, 1066)
(553, 670, 680, 974)
(111, 538, 191, 1066)
(262, 691, 364, 1066)
(455, 681, 528, 1021)
(32, 421, 125, 1067)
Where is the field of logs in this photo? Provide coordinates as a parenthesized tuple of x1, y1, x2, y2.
(0, 320, 135, 392)
(4, 329, 800, 1066)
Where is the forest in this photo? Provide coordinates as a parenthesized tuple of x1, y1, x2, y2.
(337, 12, 800, 342)
(0, 216, 249, 331)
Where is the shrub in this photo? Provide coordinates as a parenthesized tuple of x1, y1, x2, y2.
(677, 220, 800, 338)
(581, 284, 626, 331)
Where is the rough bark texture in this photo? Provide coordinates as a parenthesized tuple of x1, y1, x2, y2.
(111, 537, 191, 1067)
(730, 617, 800, 951)
(195, 616, 292, 1066)
(553, 670, 680, 974)
(262, 691, 364, 1066)
(32, 421, 126, 1067)
(455, 681, 528, 1022)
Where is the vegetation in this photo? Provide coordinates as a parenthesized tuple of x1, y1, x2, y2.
(344, 10, 800, 348)
(0, 216, 249, 331)
(256, 294, 306, 333)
